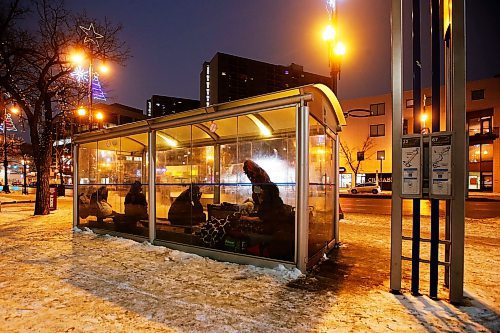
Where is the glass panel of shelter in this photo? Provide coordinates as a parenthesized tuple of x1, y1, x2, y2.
(154, 107, 297, 261)
(77, 133, 149, 237)
(308, 115, 336, 257)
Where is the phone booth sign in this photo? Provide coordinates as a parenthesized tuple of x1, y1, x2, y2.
(49, 187, 57, 211)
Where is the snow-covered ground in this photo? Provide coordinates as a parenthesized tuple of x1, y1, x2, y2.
(0, 198, 498, 332)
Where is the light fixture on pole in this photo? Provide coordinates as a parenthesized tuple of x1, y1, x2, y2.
(1, 96, 19, 194)
(322, 0, 346, 95)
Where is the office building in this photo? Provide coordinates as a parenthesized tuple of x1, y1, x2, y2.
(146, 95, 200, 118)
(200, 52, 331, 106)
(339, 77, 500, 193)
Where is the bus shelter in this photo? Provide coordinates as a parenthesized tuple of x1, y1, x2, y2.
(73, 84, 346, 272)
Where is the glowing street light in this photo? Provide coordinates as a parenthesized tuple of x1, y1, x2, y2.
(95, 111, 104, 121)
(334, 41, 346, 56)
(323, 25, 336, 42)
(70, 51, 85, 66)
(322, 0, 346, 95)
(77, 107, 87, 117)
(99, 63, 109, 74)
(421, 112, 429, 133)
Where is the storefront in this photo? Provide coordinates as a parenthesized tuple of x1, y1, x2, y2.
(73, 84, 346, 272)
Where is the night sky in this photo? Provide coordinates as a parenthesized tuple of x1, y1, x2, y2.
(34, 0, 500, 111)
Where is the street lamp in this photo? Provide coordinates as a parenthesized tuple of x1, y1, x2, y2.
(323, 0, 346, 95)
(75, 107, 105, 131)
(1, 98, 19, 193)
(377, 150, 385, 186)
(70, 23, 108, 132)
(420, 112, 429, 134)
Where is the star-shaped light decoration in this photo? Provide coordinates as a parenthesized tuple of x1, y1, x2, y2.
(79, 23, 103, 47)
(70, 66, 89, 83)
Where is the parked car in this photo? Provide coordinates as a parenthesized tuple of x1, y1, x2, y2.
(350, 182, 381, 194)
(28, 181, 38, 187)
(12, 181, 22, 186)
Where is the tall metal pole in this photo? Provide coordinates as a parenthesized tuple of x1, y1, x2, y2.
(429, 0, 441, 299)
(411, 0, 422, 296)
(2, 106, 10, 193)
(22, 160, 27, 195)
(88, 54, 94, 131)
(449, 0, 466, 304)
(390, 0, 404, 293)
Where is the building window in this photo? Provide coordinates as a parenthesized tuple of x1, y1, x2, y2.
(406, 99, 414, 108)
(424, 95, 432, 106)
(471, 89, 484, 100)
(370, 124, 385, 137)
(403, 119, 409, 135)
(377, 150, 386, 160)
(468, 116, 492, 136)
(370, 103, 385, 116)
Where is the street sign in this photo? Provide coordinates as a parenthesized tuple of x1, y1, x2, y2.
(401, 135, 422, 198)
(339, 167, 346, 173)
(429, 132, 453, 198)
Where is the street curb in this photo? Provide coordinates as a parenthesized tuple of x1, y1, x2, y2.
(0, 200, 36, 205)
(339, 194, 500, 202)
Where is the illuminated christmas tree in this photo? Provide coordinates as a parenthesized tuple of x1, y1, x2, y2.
(0, 113, 18, 132)
(92, 74, 107, 101)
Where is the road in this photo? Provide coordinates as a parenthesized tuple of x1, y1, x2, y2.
(340, 196, 500, 219)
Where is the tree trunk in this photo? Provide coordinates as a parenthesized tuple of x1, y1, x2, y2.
(31, 117, 53, 215)
(34, 152, 51, 215)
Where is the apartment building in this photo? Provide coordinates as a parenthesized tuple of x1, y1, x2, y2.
(339, 77, 500, 193)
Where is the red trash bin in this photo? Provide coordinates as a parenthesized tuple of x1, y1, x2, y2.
(49, 187, 57, 211)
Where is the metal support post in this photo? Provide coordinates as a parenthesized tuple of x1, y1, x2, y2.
(333, 136, 340, 244)
(429, 0, 441, 299)
(148, 130, 156, 243)
(22, 162, 27, 195)
(2, 107, 10, 193)
(296, 102, 310, 272)
(73, 143, 79, 228)
(449, 0, 466, 304)
(411, 200, 421, 295)
(214, 144, 221, 204)
(411, 0, 422, 296)
(390, 0, 404, 293)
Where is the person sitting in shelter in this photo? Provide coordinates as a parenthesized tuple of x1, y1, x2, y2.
(239, 183, 294, 260)
(168, 185, 206, 226)
(242, 159, 271, 210)
(89, 186, 114, 221)
(124, 181, 148, 221)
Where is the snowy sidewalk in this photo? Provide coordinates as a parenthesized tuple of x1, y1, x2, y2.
(0, 199, 498, 332)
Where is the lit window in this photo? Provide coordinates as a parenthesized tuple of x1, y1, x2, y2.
(221, 72, 226, 76)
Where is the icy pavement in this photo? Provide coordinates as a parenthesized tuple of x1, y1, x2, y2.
(0, 199, 498, 332)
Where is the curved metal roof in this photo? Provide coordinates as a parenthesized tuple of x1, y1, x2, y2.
(74, 84, 345, 146)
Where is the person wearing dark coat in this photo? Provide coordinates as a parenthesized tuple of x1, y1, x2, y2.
(168, 185, 206, 226)
(243, 159, 271, 208)
(124, 181, 148, 221)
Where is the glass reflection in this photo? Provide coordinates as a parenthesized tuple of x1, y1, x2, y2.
(154, 108, 296, 261)
(77, 133, 149, 237)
